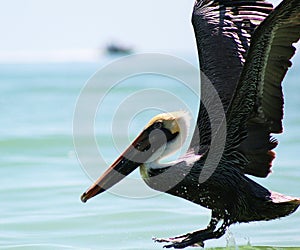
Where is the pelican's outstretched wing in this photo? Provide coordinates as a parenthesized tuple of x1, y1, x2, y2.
(222, 0, 300, 177)
(189, 0, 273, 152)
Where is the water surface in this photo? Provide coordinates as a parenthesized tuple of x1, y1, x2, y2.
(0, 56, 299, 249)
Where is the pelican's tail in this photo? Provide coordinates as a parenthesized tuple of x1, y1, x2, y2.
(265, 191, 300, 220)
(239, 176, 299, 223)
(270, 191, 300, 205)
(270, 191, 300, 207)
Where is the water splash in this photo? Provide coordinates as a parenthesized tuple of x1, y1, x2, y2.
(226, 229, 238, 250)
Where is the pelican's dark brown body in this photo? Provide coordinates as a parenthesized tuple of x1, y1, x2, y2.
(145, 158, 299, 224)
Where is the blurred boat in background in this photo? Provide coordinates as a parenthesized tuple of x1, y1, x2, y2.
(105, 42, 134, 56)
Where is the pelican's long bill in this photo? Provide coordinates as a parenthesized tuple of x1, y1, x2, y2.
(80, 119, 179, 203)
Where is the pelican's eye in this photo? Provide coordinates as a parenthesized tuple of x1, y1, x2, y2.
(153, 122, 163, 130)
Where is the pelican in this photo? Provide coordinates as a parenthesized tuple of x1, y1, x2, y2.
(81, 0, 300, 248)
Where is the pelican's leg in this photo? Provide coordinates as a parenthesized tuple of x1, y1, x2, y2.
(163, 218, 230, 249)
(153, 215, 219, 247)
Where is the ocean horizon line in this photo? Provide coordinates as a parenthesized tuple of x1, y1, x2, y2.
(0, 48, 103, 64)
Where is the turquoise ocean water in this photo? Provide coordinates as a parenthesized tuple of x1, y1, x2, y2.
(0, 54, 299, 250)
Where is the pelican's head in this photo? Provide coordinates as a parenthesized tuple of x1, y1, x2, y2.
(81, 111, 190, 203)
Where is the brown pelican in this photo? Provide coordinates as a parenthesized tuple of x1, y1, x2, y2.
(81, 0, 300, 248)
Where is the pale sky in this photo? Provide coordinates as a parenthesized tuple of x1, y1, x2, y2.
(0, 0, 283, 62)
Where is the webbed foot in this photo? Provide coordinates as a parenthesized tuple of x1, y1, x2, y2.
(163, 239, 204, 249)
(153, 233, 204, 248)
(153, 216, 229, 248)
(152, 232, 191, 243)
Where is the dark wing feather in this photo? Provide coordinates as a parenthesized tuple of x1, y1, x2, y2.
(189, 0, 273, 153)
(222, 0, 300, 177)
